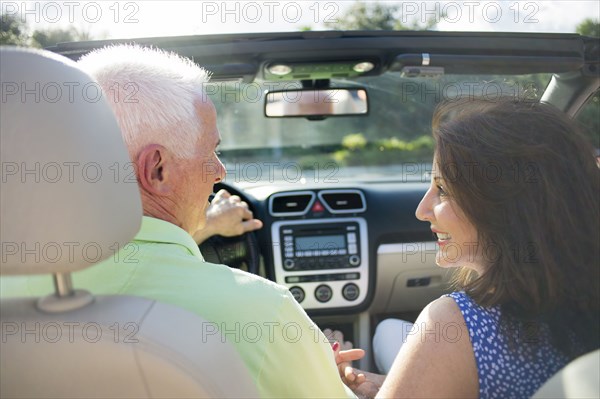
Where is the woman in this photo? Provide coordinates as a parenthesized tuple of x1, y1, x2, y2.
(336, 98, 600, 398)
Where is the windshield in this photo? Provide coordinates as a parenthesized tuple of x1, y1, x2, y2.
(210, 72, 551, 184)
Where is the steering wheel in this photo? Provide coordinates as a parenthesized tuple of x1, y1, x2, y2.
(198, 182, 261, 275)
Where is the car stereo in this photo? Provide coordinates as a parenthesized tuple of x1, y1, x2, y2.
(271, 218, 368, 310)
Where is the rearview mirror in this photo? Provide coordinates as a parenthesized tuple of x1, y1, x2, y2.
(265, 88, 368, 118)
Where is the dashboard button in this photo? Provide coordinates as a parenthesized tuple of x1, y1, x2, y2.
(284, 259, 295, 270)
(315, 285, 333, 303)
(347, 232, 357, 243)
(342, 283, 360, 301)
(348, 243, 358, 254)
(349, 255, 360, 266)
(290, 286, 305, 303)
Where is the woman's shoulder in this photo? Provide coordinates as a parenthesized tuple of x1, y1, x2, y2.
(445, 290, 477, 307)
(423, 294, 465, 324)
(440, 291, 503, 342)
(445, 291, 501, 317)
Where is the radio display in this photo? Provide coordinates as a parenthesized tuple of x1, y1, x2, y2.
(295, 235, 346, 250)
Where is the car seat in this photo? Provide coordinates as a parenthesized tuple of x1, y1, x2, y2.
(0, 47, 258, 398)
(533, 349, 599, 398)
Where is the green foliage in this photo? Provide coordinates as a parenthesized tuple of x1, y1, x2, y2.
(576, 19, 600, 37)
(0, 13, 29, 45)
(332, 133, 434, 166)
(574, 18, 600, 147)
(327, 2, 400, 30)
(326, 1, 438, 31)
(1, 12, 94, 47)
(342, 133, 367, 150)
(32, 27, 90, 48)
(576, 93, 600, 148)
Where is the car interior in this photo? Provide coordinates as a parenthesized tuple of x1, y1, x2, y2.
(1, 29, 599, 397)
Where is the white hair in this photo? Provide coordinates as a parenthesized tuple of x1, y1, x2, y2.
(78, 44, 211, 158)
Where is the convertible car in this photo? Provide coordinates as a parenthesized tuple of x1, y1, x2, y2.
(1, 27, 599, 398)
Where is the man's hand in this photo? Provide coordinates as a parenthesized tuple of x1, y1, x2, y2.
(193, 189, 263, 244)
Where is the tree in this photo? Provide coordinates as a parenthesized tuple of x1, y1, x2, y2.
(32, 27, 93, 48)
(1, 12, 95, 47)
(574, 19, 600, 147)
(0, 13, 29, 46)
(325, 1, 438, 31)
(576, 19, 599, 37)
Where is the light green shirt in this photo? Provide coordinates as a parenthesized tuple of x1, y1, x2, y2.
(1, 217, 355, 398)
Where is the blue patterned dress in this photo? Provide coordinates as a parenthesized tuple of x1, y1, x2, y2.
(447, 291, 570, 398)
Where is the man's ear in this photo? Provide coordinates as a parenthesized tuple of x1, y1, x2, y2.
(136, 144, 171, 195)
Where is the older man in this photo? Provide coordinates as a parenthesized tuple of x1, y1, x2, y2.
(0, 45, 355, 398)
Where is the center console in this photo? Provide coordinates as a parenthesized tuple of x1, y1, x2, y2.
(268, 188, 370, 311)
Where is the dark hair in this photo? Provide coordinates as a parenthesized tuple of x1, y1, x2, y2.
(432, 98, 599, 358)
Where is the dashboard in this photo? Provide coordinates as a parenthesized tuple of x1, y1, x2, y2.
(242, 181, 452, 316)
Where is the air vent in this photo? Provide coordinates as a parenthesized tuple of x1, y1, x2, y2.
(318, 190, 366, 214)
(269, 192, 316, 216)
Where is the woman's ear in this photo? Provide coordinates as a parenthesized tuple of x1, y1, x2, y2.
(136, 144, 171, 195)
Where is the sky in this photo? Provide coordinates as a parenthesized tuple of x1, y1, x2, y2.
(2, 1, 599, 39)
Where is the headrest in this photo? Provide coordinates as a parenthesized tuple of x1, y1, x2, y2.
(1, 47, 142, 275)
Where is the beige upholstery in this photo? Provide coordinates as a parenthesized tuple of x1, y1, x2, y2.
(1, 296, 258, 398)
(0, 47, 259, 398)
(533, 349, 600, 399)
(0, 47, 141, 276)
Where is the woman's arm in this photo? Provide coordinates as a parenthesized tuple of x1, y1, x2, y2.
(377, 296, 478, 398)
